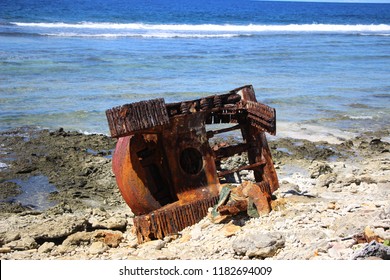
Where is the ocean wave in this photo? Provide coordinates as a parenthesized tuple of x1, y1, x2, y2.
(0, 19, 15, 26)
(11, 22, 390, 34)
(372, 93, 390, 98)
(0, 31, 43, 37)
(346, 115, 374, 120)
(41, 32, 247, 38)
(359, 33, 390, 37)
(0, 30, 247, 39)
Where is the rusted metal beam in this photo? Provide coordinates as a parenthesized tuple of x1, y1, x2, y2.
(217, 160, 266, 177)
(214, 143, 250, 160)
(206, 124, 242, 138)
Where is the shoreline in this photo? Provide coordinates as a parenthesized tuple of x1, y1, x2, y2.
(0, 127, 389, 260)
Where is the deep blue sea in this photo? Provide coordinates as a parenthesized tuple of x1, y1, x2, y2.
(1, 0, 390, 141)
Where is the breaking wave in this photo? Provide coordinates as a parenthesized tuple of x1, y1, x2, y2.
(41, 32, 245, 38)
(7, 22, 390, 38)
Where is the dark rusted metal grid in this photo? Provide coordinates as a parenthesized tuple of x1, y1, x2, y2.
(106, 98, 169, 138)
(133, 196, 219, 243)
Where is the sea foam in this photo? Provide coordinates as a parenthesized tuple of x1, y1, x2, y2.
(42, 32, 242, 38)
(12, 22, 390, 33)
(10, 22, 390, 39)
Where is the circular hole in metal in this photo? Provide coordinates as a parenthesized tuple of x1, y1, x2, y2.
(179, 148, 203, 175)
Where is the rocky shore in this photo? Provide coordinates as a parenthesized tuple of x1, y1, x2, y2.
(0, 127, 389, 260)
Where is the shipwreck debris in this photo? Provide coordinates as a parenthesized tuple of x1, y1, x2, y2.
(211, 181, 273, 224)
(106, 85, 279, 243)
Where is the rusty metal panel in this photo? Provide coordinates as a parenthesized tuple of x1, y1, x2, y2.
(246, 101, 276, 135)
(106, 98, 169, 138)
(133, 196, 219, 243)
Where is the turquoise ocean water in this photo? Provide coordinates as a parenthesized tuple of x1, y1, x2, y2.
(1, 0, 389, 139)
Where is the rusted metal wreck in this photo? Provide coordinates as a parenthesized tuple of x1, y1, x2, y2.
(106, 85, 279, 243)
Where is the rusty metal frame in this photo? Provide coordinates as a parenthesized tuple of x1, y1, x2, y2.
(106, 85, 279, 243)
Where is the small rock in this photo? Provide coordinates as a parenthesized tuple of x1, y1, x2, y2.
(54, 244, 71, 254)
(37, 242, 55, 254)
(140, 239, 165, 251)
(339, 174, 361, 186)
(62, 231, 93, 246)
(233, 232, 285, 258)
(314, 240, 332, 253)
(3, 232, 21, 243)
(27, 215, 88, 241)
(309, 162, 333, 179)
(327, 201, 339, 210)
(373, 228, 390, 240)
(352, 240, 390, 260)
(328, 242, 348, 259)
(332, 215, 370, 238)
(360, 176, 376, 184)
(223, 222, 241, 237)
(7, 237, 38, 251)
(89, 241, 108, 255)
(316, 173, 337, 188)
(127, 236, 139, 248)
(89, 216, 127, 230)
(93, 230, 123, 248)
(271, 198, 287, 211)
(364, 226, 382, 243)
(179, 234, 191, 243)
(0, 247, 12, 254)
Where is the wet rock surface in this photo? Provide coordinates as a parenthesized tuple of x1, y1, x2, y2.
(0, 127, 120, 212)
(0, 127, 389, 260)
